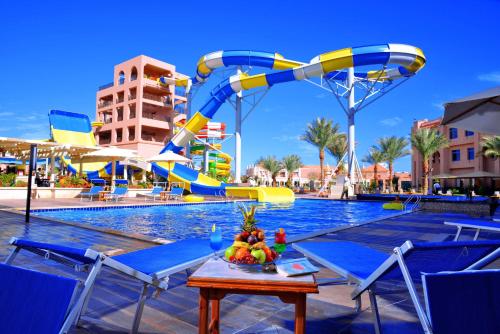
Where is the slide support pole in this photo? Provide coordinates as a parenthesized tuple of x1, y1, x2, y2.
(235, 67, 242, 183)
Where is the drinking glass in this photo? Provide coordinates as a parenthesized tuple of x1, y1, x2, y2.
(209, 224, 223, 259)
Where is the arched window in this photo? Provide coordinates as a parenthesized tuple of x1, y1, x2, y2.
(130, 67, 137, 81)
(118, 71, 125, 85)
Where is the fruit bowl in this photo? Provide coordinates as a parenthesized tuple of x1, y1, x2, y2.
(222, 254, 280, 273)
(223, 204, 284, 272)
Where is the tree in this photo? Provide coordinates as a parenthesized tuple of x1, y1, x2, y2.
(376, 136, 410, 192)
(362, 147, 385, 191)
(301, 117, 341, 186)
(410, 128, 448, 194)
(257, 156, 282, 187)
(327, 134, 347, 172)
(281, 154, 303, 188)
(481, 136, 500, 159)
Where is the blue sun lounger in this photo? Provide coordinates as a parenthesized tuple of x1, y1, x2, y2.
(80, 185, 105, 201)
(292, 240, 500, 334)
(166, 186, 184, 201)
(421, 269, 500, 334)
(445, 219, 500, 241)
(0, 263, 79, 334)
(144, 186, 164, 201)
(6, 237, 227, 334)
(104, 184, 128, 202)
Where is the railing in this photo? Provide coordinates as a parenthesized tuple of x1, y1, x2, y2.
(129, 111, 136, 119)
(143, 92, 163, 102)
(98, 82, 113, 91)
(116, 98, 124, 104)
(98, 101, 113, 109)
(128, 95, 136, 101)
(403, 194, 421, 211)
(142, 111, 171, 123)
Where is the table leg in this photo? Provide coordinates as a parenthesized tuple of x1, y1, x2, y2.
(295, 293, 306, 334)
(199, 288, 209, 334)
(209, 298, 220, 334)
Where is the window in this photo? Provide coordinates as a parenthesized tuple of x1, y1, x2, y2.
(467, 147, 475, 160)
(449, 128, 458, 139)
(130, 67, 138, 81)
(452, 149, 460, 161)
(465, 130, 474, 137)
(118, 71, 125, 85)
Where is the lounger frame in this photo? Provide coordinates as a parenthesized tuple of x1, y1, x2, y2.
(293, 240, 500, 334)
(445, 220, 500, 241)
(5, 237, 217, 334)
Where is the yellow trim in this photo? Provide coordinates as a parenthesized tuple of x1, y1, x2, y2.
(51, 128, 96, 146)
(319, 48, 353, 73)
(184, 112, 210, 134)
(185, 195, 204, 203)
(405, 55, 426, 73)
(197, 61, 211, 75)
(240, 73, 268, 90)
(273, 58, 303, 70)
(175, 78, 189, 87)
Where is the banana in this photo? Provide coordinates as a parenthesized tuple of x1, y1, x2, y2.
(232, 241, 250, 249)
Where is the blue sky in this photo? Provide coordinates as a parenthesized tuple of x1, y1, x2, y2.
(1, 0, 499, 172)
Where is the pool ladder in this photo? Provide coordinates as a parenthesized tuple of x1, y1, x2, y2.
(403, 194, 421, 211)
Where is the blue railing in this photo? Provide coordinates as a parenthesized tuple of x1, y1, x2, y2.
(98, 82, 114, 91)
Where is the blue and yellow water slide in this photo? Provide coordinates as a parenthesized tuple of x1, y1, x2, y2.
(155, 44, 425, 200)
(48, 110, 123, 179)
(50, 44, 425, 202)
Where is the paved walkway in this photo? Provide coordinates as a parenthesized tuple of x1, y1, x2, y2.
(0, 208, 497, 333)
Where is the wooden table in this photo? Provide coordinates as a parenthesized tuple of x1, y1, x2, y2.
(160, 191, 170, 201)
(187, 259, 318, 334)
(98, 191, 110, 201)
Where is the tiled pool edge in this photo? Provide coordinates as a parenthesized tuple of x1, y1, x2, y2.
(28, 199, 255, 213)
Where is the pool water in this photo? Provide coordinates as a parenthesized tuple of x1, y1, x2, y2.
(34, 199, 388, 241)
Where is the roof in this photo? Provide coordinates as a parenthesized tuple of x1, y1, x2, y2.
(361, 164, 388, 173)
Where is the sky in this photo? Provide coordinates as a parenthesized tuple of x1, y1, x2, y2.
(1, 0, 499, 173)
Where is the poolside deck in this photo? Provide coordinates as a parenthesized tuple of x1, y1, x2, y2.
(0, 207, 497, 333)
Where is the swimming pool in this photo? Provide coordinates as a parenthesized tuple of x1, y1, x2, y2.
(33, 199, 389, 241)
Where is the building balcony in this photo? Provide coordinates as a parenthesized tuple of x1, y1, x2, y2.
(143, 93, 173, 108)
(116, 98, 124, 104)
(143, 78, 170, 92)
(98, 101, 113, 109)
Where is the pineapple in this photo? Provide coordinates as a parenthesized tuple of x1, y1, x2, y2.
(238, 204, 258, 232)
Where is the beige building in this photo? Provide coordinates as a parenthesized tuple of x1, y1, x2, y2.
(411, 117, 500, 191)
(94, 56, 188, 158)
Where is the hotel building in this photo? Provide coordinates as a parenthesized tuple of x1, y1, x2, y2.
(411, 117, 500, 190)
(94, 56, 188, 158)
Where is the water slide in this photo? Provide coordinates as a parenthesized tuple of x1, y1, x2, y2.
(50, 44, 425, 202)
(153, 44, 425, 200)
(48, 110, 124, 179)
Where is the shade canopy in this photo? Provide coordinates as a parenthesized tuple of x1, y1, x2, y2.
(80, 146, 139, 163)
(146, 151, 190, 163)
(442, 86, 500, 135)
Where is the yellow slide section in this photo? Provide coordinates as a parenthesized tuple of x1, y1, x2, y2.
(226, 187, 294, 203)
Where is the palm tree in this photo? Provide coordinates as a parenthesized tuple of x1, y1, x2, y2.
(362, 147, 385, 191)
(481, 136, 500, 159)
(282, 154, 303, 188)
(301, 117, 340, 186)
(410, 128, 448, 194)
(327, 134, 347, 172)
(257, 156, 282, 187)
(376, 136, 410, 192)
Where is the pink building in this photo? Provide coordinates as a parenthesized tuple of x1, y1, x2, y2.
(94, 56, 188, 158)
(411, 117, 500, 191)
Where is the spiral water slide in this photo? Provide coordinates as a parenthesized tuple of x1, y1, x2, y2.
(151, 44, 425, 201)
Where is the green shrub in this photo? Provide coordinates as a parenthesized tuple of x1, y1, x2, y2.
(0, 173, 16, 187)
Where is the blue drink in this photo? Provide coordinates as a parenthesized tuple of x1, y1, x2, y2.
(209, 225, 222, 259)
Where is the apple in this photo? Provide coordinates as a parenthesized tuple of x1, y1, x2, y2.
(225, 246, 236, 260)
(251, 249, 266, 264)
(235, 247, 250, 261)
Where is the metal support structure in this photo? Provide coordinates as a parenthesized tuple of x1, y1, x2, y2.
(303, 65, 412, 194)
(347, 67, 356, 183)
(234, 67, 243, 183)
(25, 144, 37, 223)
(203, 142, 210, 173)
